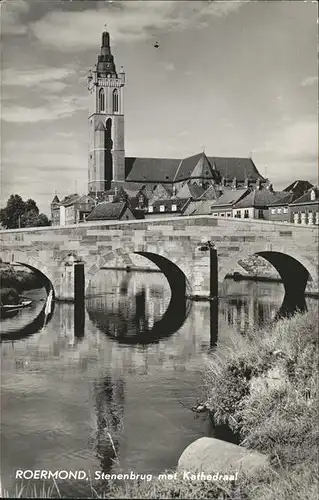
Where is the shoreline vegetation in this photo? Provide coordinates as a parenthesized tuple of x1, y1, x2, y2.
(1, 307, 318, 499)
(0, 264, 42, 305)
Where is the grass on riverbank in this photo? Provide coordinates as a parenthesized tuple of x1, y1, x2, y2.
(2, 308, 318, 499)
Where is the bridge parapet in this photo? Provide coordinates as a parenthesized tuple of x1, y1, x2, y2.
(0, 217, 317, 301)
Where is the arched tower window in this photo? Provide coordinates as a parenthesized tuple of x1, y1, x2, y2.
(99, 88, 105, 112)
(112, 89, 119, 113)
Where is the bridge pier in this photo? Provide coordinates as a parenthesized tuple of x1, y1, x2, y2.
(190, 242, 218, 299)
(57, 256, 85, 304)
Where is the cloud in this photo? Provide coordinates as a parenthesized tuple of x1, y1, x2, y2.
(2, 67, 75, 89)
(30, 1, 249, 51)
(301, 76, 318, 87)
(1, 0, 30, 35)
(2, 95, 88, 123)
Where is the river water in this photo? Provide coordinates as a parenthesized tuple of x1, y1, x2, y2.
(0, 270, 316, 497)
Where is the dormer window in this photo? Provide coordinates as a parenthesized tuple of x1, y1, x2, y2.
(310, 189, 316, 201)
(171, 204, 177, 212)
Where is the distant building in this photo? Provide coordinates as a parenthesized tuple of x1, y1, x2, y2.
(85, 201, 135, 222)
(268, 180, 312, 223)
(145, 198, 189, 218)
(210, 188, 250, 218)
(289, 186, 319, 225)
(51, 194, 96, 226)
(232, 184, 287, 220)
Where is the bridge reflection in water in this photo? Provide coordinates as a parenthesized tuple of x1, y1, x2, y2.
(2, 270, 317, 496)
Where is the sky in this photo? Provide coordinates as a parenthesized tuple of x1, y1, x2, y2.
(1, 0, 318, 215)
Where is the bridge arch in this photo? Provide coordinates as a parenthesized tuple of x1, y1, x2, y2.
(85, 244, 192, 298)
(85, 246, 192, 344)
(219, 248, 316, 315)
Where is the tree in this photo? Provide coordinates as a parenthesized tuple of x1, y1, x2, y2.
(0, 195, 51, 229)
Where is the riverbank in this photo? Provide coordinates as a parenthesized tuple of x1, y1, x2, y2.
(106, 307, 319, 499)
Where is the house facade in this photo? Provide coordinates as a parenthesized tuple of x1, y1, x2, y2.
(289, 187, 319, 225)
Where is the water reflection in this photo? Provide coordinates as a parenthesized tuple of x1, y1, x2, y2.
(94, 376, 124, 474)
(87, 271, 191, 345)
(1, 271, 317, 497)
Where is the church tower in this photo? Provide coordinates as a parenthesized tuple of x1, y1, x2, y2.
(87, 28, 125, 195)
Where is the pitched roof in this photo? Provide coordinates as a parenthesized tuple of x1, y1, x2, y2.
(176, 181, 206, 200)
(198, 184, 219, 200)
(210, 188, 250, 208)
(148, 183, 173, 203)
(174, 153, 221, 183)
(269, 193, 295, 206)
(125, 157, 181, 183)
(85, 201, 128, 221)
(150, 198, 189, 211)
(181, 200, 203, 216)
(234, 188, 286, 209)
(283, 180, 313, 194)
(190, 199, 216, 215)
(289, 186, 319, 206)
(125, 154, 264, 184)
(60, 193, 80, 206)
(51, 195, 60, 204)
(207, 157, 265, 181)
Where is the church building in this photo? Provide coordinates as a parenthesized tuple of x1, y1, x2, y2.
(51, 28, 267, 225)
(86, 28, 266, 198)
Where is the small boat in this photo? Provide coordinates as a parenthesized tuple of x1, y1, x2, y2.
(1, 300, 33, 318)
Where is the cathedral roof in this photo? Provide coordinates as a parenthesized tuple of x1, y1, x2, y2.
(125, 154, 264, 184)
(207, 157, 264, 181)
(125, 157, 180, 183)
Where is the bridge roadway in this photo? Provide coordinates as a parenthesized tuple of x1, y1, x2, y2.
(0, 216, 318, 308)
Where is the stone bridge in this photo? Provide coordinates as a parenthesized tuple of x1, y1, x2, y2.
(0, 216, 318, 309)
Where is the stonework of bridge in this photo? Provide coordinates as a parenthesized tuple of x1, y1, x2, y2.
(0, 216, 318, 308)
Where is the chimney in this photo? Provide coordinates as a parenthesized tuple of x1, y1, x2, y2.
(256, 178, 261, 190)
(232, 177, 237, 190)
(266, 183, 274, 192)
(310, 189, 316, 201)
(244, 178, 249, 189)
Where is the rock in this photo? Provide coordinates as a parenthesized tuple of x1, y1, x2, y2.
(177, 437, 269, 476)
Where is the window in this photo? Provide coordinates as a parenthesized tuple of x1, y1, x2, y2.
(160, 205, 165, 212)
(212, 212, 218, 217)
(171, 204, 177, 212)
(99, 88, 105, 112)
(236, 210, 241, 218)
(226, 212, 231, 217)
(244, 209, 249, 218)
(221, 213, 225, 217)
(148, 206, 153, 213)
(258, 209, 264, 219)
(283, 207, 288, 214)
(271, 209, 276, 214)
(113, 89, 119, 113)
(277, 208, 282, 214)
